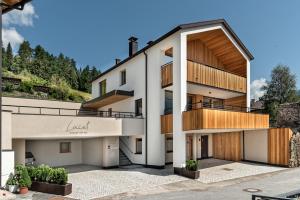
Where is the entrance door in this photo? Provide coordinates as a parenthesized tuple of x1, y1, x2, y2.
(186, 136, 193, 160)
(201, 135, 208, 158)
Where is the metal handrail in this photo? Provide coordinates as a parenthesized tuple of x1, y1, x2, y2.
(119, 137, 134, 154)
(2, 104, 142, 119)
(185, 101, 265, 113)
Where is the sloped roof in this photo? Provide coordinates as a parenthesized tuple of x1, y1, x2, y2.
(1, 0, 31, 14)
(92, 19, 254, 82)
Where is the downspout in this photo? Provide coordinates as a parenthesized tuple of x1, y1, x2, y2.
(143, 51, 148, 166)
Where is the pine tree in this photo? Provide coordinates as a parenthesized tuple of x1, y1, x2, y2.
(6, 43, 14, 71)
(18, 41, 32, 72)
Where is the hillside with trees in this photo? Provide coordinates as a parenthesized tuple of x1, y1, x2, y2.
(2, 41, 100, 102)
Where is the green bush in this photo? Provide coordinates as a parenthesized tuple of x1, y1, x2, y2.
(26, 165, 68, 185)
(186, 160, 198, 171)
(19, 81, 34, 94)
(3, 82, 16, 92)
(15, 164, 31, 187)
(6, 173, 18, 185)
(48, 168, 68, 185)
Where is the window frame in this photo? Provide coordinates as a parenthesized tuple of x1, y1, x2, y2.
(120, 70, 126, 86)
(135, 138, 142, 154)
(60, 142, 71, 154)
(135, 98, 143, 116)
(99, 79, 106, 97)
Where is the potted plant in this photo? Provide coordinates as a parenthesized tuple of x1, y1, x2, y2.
(174, 159, 200, 179)
(6, 174, 18, 193)
(15, 164, 32, 194)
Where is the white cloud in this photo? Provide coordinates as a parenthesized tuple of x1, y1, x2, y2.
(250, 78, 267, 101)
(2, 28, 24, 49)
(3, 3, 38, 27)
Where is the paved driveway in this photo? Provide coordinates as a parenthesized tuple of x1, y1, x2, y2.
(65, 165, 186, 200)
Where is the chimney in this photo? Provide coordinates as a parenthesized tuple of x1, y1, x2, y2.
(115, 58, 121, 65)
(128, 36, 138, 57)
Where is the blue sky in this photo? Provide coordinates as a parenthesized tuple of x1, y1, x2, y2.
(3, 0, 300, 99)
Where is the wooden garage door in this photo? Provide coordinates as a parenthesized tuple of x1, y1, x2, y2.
(213, 132, 241, 161)
(268, 128, 292, 166)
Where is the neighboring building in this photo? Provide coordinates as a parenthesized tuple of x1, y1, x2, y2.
(1, 19, 294, 185)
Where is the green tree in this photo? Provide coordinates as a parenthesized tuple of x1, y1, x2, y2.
(6, 43, 14, 71)
(78, 65, 90, 92)
(18, 41, 32, 72)
(260, 65, 297, 125)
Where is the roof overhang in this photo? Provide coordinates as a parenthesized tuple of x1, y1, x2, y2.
(1, 0, 31, 14)
(83, 90, 134, 109)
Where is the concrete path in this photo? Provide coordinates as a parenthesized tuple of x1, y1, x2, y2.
(98, 167, 300, 200)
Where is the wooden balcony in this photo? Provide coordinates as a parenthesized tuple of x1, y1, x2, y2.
(160, 60, 247, 93)
(161, 62, 173, 88)
(161, 114, 173, 134)
(182, 108, 269, 131)
(187, 60, 247, 93)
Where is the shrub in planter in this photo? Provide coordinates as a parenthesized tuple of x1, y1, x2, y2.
(6, 173, 18, 193)
(186, 159, 198, 171)
(48, 168, 68, 185)
(15, 164, 31, 194)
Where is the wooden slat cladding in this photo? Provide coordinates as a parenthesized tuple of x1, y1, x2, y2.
(182, 108, 269, 130)
(161, 114, 173, 134)
(268, 128, 292, 166)
(224, 96, 247, 111)
(187, 60, 247, 93)
(213, 132, 241, 161)
(161, 63, 173, 88)
(187, 30, 247, 77)
(187, 39, 225, 70)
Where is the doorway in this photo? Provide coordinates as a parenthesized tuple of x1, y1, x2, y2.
(186, 135, 193, 160)
(201, 135, 209, 159)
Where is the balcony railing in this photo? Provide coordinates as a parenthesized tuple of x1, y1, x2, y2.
(3, 104, 142, 118)
(160, 60, 247, 93)
(161, 102, 269, 134)
(187, 60, 247, 93)
(161, 62, 173, 88)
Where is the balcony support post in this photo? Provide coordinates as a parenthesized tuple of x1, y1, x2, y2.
(246, 60, 251, 111)
(172, 33, 187, 168)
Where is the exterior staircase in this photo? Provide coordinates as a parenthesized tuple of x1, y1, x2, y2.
(119, 149, 132, 166)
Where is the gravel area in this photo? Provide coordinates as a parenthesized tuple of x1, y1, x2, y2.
(66, 165, 186, 200)
(197, 159, 286, 183)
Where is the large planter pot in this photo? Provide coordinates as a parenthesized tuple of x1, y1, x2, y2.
(8, 185, 18, 193)
(19, 187, 28, 194)
(174, 167, 200, 179)
(30, 181, 72, 196)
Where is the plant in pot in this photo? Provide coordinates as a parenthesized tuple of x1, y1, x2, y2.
(15, 164, 32, 194)
(6, 174, 18, 193)
(186, 159, 198, 171)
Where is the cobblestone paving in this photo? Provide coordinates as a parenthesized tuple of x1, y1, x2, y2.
(66, 165, 187, 200)
(197, 159, 286, 183)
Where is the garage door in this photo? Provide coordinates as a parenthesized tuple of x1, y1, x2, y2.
(213, 132, 241, 161)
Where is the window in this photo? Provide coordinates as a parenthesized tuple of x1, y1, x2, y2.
(136, 138, 142, 154)
(166, 137, 173, 153)
(99, 80, 106, 97)
(135, 98, 142, 116)
(120, 70, 126, 85)
(203, 97, 224, 109)
(164, 91, 173, 114)
(60, 142, 71, 153)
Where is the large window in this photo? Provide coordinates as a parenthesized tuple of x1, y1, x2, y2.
(164, 91, 173, 114)
(60, 142, 71, 153)
(203, 97, 224, 109)
(120, 70, 126, 85)
(99, 80, 106, 97)
(135, 98, 142, 116)
(136, 138, 142, 154)
(166, 137, 173, 153)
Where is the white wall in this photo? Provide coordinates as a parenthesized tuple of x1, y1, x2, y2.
(82, 138, 103, 166)
(102, 137, 119, 167)
(12, 139, 25, 165)
(1, 151, 14, 187)
(2, 111, 12, 150)
(26, 140, 82, 167)
(244, 130, 268, 163)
